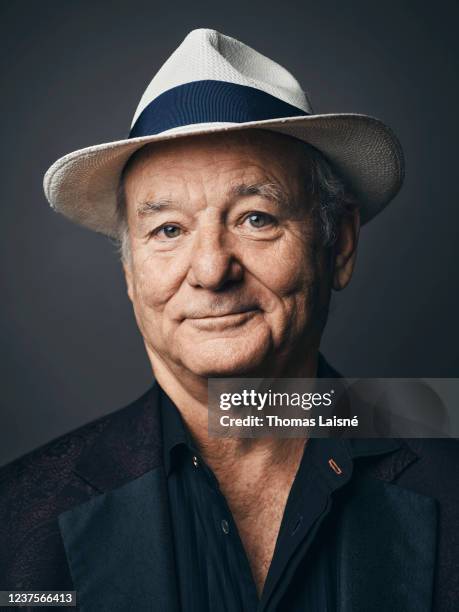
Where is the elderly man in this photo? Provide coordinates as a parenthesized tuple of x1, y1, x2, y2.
(1, 28, 458, 612)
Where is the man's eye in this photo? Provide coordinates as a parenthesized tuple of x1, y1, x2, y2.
(244, 212, 275, 229)
(155, 224, 181, 239)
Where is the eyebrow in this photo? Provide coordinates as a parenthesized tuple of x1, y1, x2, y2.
(136, 199, 176, 217)
(229, 181, 290, 208)
(135, 181, 293, 218)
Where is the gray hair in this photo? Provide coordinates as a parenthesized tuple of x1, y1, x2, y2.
(115, 176, 133, 265)
(115, 141, 358, 264)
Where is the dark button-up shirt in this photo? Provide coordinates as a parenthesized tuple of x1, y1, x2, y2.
(160, 383, 360, 612)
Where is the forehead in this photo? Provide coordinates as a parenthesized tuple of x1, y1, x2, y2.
(122, 129, 309, 203)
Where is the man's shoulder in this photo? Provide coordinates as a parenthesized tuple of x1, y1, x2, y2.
(0, 385, 161, 586)
(0, 385, 156, 507)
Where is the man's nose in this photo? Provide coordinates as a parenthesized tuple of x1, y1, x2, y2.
(186, 225, 243, 290)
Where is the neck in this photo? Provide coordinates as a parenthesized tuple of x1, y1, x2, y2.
(146, 345, 320, 471)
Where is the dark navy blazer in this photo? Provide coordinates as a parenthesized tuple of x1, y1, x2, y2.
(0, 379, 458, 611)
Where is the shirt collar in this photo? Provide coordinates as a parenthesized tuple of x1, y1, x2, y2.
(160, 386, 198, 476)
(159, 353, 402, 477)
(316, 353, 402, 465)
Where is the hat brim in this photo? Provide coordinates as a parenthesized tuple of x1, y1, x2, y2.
(43, 113, 404, 238)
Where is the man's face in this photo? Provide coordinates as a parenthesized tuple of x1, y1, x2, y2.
(122, 130, 355, 378)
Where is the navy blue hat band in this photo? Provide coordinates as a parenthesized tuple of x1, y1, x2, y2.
(129, 80, 309, 139)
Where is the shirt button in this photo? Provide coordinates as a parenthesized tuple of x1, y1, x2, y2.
(291, 515, 303, 535)
(221, 519, 230, 534)
(192, 455, 199, 468)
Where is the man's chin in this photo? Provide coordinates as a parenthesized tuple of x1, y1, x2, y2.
(178, 343, 270, 378)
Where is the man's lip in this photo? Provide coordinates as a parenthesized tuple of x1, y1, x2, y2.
(185, 309, 259, 330)
(187, 307, 259, 319)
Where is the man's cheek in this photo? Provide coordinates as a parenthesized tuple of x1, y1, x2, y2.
(271, 261, 314, 297)
(271, 240, 315, 291)
(133, 265, 170, 308)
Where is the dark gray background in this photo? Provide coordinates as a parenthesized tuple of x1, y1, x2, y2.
(1, 0, 458, 465)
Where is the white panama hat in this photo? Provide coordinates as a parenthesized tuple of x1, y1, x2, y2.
(43, 28, 404, 238)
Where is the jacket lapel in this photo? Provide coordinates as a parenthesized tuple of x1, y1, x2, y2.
(58, 383, 180, 612)
(337, 441, 437, 612)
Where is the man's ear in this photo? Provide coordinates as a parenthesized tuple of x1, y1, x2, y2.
(331, 208, 360, 291)
(122, 260, 135, 303)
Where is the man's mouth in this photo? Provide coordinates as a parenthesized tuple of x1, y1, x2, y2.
(185, 307, 260, 330)
(187, 306, 259, 319)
